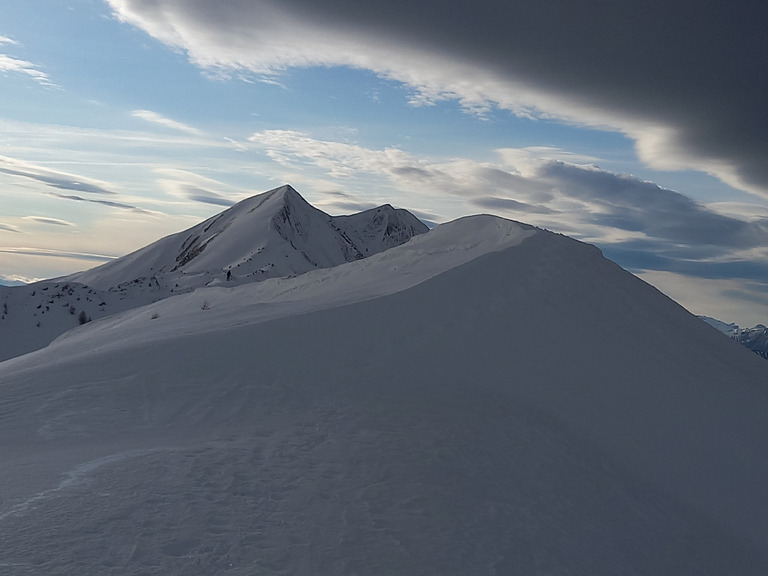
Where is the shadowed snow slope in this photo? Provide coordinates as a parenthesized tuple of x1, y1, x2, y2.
(1, 217, 768, 575)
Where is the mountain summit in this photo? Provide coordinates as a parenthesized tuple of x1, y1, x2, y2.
(67, 184, 428, 293)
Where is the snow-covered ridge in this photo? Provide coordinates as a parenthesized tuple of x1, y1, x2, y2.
(0, 185, 427, 362)
(11, 215, 535, 367)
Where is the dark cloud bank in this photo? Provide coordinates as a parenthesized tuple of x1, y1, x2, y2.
(115, 0, 768, 195)
(290, 0, 768, 192)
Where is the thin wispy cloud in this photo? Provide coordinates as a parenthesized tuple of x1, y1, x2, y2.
(132, 110, 203, 136)
(0, 54, 54, 86)
(47, 192, 152, 214)
(185, 189, 235, 206)
(0, 246, 115, 262)
(251, 130, 418, 178)
(0, 35, 55, 86)
(0, 223, 22, 234)
(107, 0, 768, 198)
(0, 118, 235, 168)
(0, 155, 116, 195)
(472, 197, 555, 215)
(22, 216, 75, 227)
(154, 168, 244, 206)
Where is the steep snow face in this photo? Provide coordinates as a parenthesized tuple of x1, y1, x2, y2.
(0, 186, 427, 362)
(1, 218, 768, 574)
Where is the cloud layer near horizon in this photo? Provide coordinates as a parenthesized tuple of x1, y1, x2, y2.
(0, 155, 116, 195)
(248, 129, 768, 280)
(106, 0, 768, 197)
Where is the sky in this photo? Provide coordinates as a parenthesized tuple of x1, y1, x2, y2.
(1, 0, 767, 326)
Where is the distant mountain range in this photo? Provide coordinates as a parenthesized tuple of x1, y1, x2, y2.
(700, 316, 768, 359)
(2, 185, 768, 574)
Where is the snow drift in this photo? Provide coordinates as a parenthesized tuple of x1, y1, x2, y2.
(1, 195, 768, 574)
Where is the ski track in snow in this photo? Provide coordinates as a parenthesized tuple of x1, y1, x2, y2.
(0, 448, 169, 524)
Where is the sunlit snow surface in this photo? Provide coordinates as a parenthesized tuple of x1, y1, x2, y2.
(2, 214, 768, 574)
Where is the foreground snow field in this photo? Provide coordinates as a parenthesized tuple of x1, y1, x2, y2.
(2, 190, 768, 574)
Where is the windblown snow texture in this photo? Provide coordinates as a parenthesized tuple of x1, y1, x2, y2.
(1, 193, 767, 575)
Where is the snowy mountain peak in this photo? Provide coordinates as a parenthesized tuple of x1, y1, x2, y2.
(66, 185, 427, 293)
(333, 203, 430, 256)
(0, 186, 427, 361)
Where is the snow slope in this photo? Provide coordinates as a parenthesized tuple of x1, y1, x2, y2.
(0, 185, 426, 362)
(1, 215, 768, 574)
(0, 279, 153, 363)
